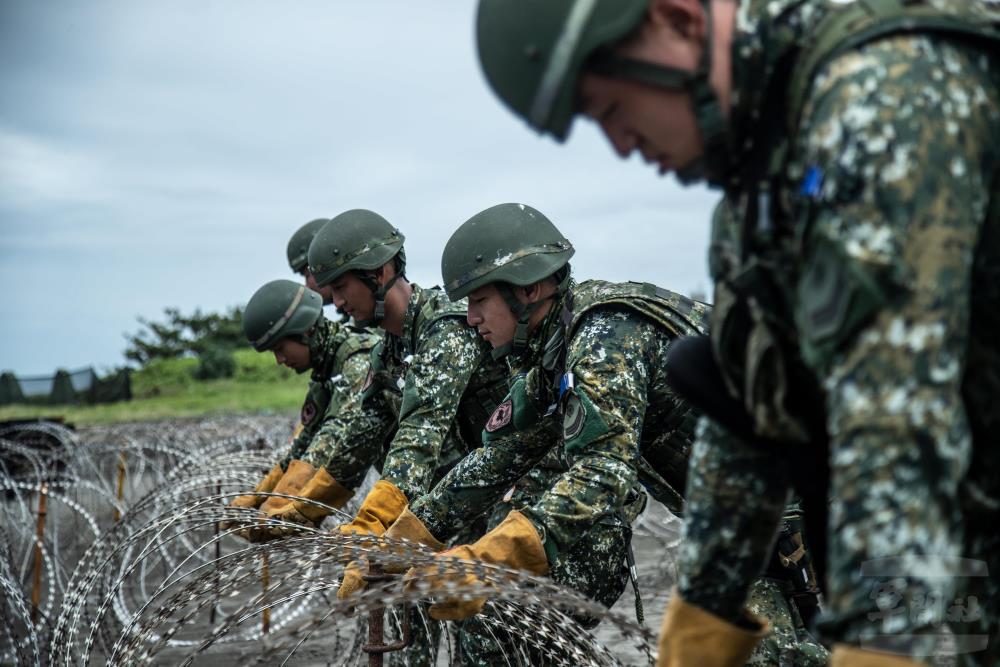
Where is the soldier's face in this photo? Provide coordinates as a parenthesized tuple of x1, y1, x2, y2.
(576, 0, 710, 177)
(466, 284, 519, 348)
(328, 272, 376, 322)
(303, 267, 334, 305)
(578, 73, 703, 176)
(272, 338, 311, 371)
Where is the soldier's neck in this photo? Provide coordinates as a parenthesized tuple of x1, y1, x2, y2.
(380, 279, 413, 337)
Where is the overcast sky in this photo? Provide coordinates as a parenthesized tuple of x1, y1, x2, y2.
(0, 1, 718, 376)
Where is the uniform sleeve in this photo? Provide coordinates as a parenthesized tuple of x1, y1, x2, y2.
(409, 419, 557, 540)
(791, 36, 998, 606)
(379, 317, 484, 501)
(281, 380, 331, 467)
(300, 350, 396, 489)
(524, 309, 660, 557)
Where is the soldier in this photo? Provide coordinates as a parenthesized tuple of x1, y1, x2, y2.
(286, 217, 335, 304)
(473, 1, 1000, 666)
(340, 203, 826, 665)
(304, 208, 509, 542)
(229, 279, 380, 536)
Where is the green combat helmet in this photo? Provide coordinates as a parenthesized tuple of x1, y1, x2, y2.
(286, 218, 330, 274)
(243, 279, 324, 352)
(475, 0, 727, 184)
(307, 209, 406, 327)
(442, 202, 574, 357)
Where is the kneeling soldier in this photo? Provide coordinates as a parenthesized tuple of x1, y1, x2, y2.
(231, 279, 381, 535)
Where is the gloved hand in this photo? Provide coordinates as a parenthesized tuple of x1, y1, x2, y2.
(262, 465, 354, 537)
(220, 463, 284, 530)
(239, 459, 317, 542)
(338, 507, 445, 600)
(266, 465, 353, 523)
(228, 464, 285, 510)
(829, 646, 923, 667)
(337, 480, 408, 538)
(402, 510, 548, 620)
(656, 589, 768, 667)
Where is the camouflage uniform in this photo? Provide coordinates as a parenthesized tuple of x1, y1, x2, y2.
(302, 283, 509, 501)
(279, 317, 380, 470)
(411, 280, 824, 664)
(677, 2, 1000, 663)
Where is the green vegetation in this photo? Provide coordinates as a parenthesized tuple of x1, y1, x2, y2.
(0, 350, 308, 425)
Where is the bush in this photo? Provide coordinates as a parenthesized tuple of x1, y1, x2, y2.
(132, 357, 197, 398)
(194, 345, 236, 381)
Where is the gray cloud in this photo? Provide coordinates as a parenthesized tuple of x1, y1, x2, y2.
(0, 1, 717, 375)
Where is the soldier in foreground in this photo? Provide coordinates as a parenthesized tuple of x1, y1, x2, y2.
(228, 279, 380, 536)
(343, 203, 826, 665)
(474, 0, 1000, 665)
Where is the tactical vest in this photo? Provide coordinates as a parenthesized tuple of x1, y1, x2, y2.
(711, 0, 1000, 442)
(567, 280, 711, 513)
(365, 285, 509, 457)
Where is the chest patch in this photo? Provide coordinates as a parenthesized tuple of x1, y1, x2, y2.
(485, 399, 513, 433)
(301, 399, 318, 425)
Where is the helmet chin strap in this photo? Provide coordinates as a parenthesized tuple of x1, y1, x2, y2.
(356, 255, 406, 328)
(491, 270, 573, 361)
(589, 2, 729, 186)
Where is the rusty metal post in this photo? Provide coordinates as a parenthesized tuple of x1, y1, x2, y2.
(261, 551, 270, 634)
(31, 483, 48, 624)
(113, 451, 127, 522)
(361, 563, 412, 667)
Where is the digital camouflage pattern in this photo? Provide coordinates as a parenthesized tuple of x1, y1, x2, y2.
(278, 318, 380, 470)
(412, 280, 826, 663)
(680, 1, 1000, 663)
(302, 284, 509, 500)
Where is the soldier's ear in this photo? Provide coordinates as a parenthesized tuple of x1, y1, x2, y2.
(646, 0, 708, 41)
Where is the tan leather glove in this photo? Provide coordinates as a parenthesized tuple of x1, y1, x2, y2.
(241, 459, 318, 542)
(228, 464, 284, 510)
(338, 507, 446, 600)
(266, 466, 354, 525)
(402, 510, 548, 621)
(337, 480, 408, 538)
(656, 589, 768, 667)
(830, 645, 924, 667)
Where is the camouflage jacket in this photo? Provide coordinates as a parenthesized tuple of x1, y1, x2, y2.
(411, 280, 709, 562)
(305, 283, 508, 499)
(712, 0, 1000, 493)
(280, 318, 379, 469)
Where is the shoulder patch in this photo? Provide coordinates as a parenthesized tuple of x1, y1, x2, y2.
(562, 394, 585, 440)
(300, 399, 318, 425)
(561, 388, 611, 456)
(485, 399, 513, 433)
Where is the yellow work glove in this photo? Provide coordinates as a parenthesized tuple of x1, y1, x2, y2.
(240, 459, 316, 542)
(656, 589, 768, 667)
(337, 480, 408, 538)
(221, 464, 284, 530)
(831, 645, 924, 667)
(338, 507, 446, 600)
(266, 466, 354, 526)
(228, 464, 284, 510)
(402, 510, 548, 621)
